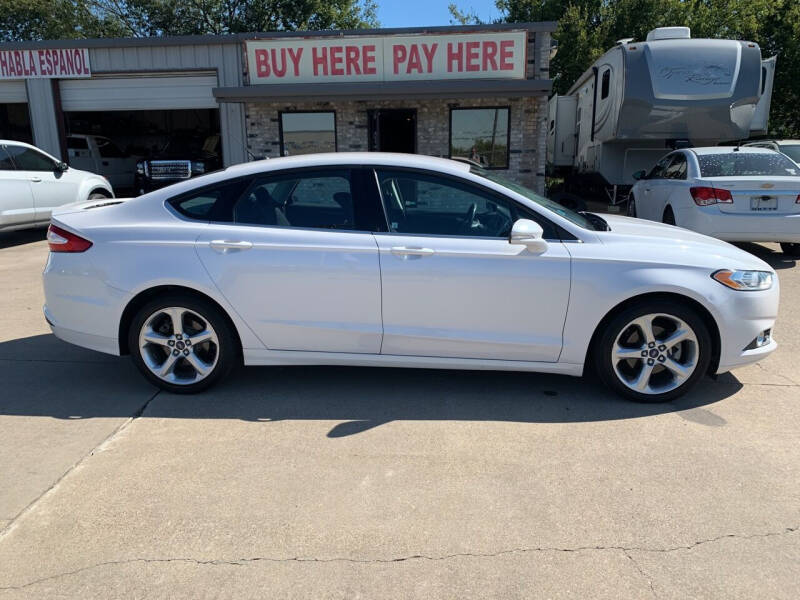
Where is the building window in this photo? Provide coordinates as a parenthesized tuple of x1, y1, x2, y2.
(449, 107, 510, 169)
(279, 112, 336, 157)
(601, 69, 611, 99)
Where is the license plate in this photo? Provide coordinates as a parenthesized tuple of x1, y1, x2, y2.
(751, 196, 777, 211)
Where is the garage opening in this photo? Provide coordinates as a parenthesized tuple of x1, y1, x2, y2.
(60, 73, 221, 195)
(0, 80, 32, 144)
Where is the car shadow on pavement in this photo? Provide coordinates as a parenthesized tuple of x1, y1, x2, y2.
(0, 334, 743, 436)
(734, 242, 796, 270)
(0, 228, 47, 250)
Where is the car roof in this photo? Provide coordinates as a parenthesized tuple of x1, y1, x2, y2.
(744, 139, 800, 145)
(688, 146, 780, 156)
(223, 152, 472, 178)
(0, 139, 37, 148)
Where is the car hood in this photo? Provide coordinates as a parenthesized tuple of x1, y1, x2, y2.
(594, 213, 773, 271)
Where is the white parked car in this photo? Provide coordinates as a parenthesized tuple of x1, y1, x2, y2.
(43, 153, 778, 402)
(67, 134, 139, 190)
(1, 140, 114, 232)
(743, 139, 800, 167)
(629, 147, 800, 256)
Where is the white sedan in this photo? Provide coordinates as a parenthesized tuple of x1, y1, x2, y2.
(43, 153, 778, 402)
(629, 147, 800, 256)
(1, 140, 114, 232)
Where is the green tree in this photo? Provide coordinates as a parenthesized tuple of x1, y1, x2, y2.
(0, 0, 378, 40)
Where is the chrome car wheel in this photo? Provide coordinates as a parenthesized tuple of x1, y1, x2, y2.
(138, 306, 219, 385)
(611, 313, 699, 395)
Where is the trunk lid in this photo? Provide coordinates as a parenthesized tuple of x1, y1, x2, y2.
(703, 177, 800, 214)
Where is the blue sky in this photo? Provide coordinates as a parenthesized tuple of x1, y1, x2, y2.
(377, 1, 502, 28)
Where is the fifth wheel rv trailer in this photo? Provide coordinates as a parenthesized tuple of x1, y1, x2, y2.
(546, 27, 776, 208)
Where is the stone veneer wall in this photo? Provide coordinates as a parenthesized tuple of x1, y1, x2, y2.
(243, 29, 551, 193)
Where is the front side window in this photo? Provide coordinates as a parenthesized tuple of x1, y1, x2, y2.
(779, 144, 800, 164)
(648, 155, 673, 179)
(697, 152, 799, 177)
(232, 169, 380, 231)
(0, 147, 14, 170)
(97, 138, 126, 158)
(280, 112, 336, 157)
(375, 168, 556, 239)
(450, 107, 510, 169)
(5, 145, 56, 171)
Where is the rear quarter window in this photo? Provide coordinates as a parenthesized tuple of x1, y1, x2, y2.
(168, 178, 250, 221)
(697, 153, 799, 177)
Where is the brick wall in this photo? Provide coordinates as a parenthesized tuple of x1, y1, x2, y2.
(243, 30, 550, 194)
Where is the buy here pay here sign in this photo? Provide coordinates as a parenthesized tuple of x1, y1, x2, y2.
(246, 31, 527, 84)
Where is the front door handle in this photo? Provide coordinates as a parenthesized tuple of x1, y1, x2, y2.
(390, 246, 435, 257)
(30, 177, 42, 183)
(209, 240, 253, 252)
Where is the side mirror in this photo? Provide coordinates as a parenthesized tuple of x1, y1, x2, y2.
(632, 169, 647, 180)
(55, 161, 68, 173)
(509, 219, 547, 253)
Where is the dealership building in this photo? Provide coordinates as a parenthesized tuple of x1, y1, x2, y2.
(0, 23, 554, 192)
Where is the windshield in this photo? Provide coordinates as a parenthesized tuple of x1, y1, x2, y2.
(779, 144, 800, 164)
(470, 167, 597, 230)
(697, 152, 800, 177)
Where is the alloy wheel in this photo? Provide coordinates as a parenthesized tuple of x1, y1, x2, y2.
(611, 313, 699, 395)
(138, 306, 219, 385)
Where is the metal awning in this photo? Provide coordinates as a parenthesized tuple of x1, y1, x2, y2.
(213, 79, 552, 103)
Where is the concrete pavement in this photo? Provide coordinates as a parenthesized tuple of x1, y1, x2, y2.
(0, 230, 798, 598)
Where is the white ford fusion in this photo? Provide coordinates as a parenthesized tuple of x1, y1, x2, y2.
(43, 153, 778, 402)
(629, 147, 800, 256)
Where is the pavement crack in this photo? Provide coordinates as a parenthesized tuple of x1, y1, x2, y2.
(2, 526, 797, 592)
(0, 389, 160, 540)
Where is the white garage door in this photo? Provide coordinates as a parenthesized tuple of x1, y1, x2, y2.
(60, 73, 218, 111)
(0, 80, 27, 103)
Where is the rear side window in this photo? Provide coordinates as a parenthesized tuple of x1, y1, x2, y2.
(230, 168, 386, 232)
(697, 153, 799, 177)
(169, 179, 251, 221)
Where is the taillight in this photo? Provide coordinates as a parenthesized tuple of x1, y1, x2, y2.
(796, 194, 800, 204)
(690, 186, 733, 206)
(47, 224, 92, 253)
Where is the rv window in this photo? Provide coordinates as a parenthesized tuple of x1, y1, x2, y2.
(761, 67, 767, 95)
(601, 69, 610, 100)
(549, 119, 555, 132)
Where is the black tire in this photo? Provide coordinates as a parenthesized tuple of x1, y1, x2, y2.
(88, 190, 111, 200)
(550, 192, 587, 213)
(780, 242, 800, 257)
(627, 195, 637, 217)
(662, 206, 676, 225)
(594, 300, 712, 403)
(128, 293, 238, 394)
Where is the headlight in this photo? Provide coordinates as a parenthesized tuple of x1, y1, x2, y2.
(712, 269, 773, 291)
(136, 161, 146, 176)
(191, 161, 205, 174)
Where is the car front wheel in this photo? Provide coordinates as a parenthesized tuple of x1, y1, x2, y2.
(595, 301, 712, 403)
(129, 294, 237, 393)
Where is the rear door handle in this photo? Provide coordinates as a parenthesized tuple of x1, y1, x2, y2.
(209, 240, 253, 252)
(30, 177, 42, 183)
(390, 246, 435, 257)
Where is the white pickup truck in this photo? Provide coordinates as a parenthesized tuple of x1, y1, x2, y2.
(66, 134, 139, 191)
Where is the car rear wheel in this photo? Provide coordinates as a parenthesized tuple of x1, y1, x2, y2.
(662, 206, 676, 225)
(129, 294, 237, 393)
(780, 242, 800, 257)
(594, 301, 712, 403)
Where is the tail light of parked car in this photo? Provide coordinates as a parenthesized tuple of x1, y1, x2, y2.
(690, 186, 734, 206)
(796, 194, 800, 204)
(47, 225, 93, 253)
